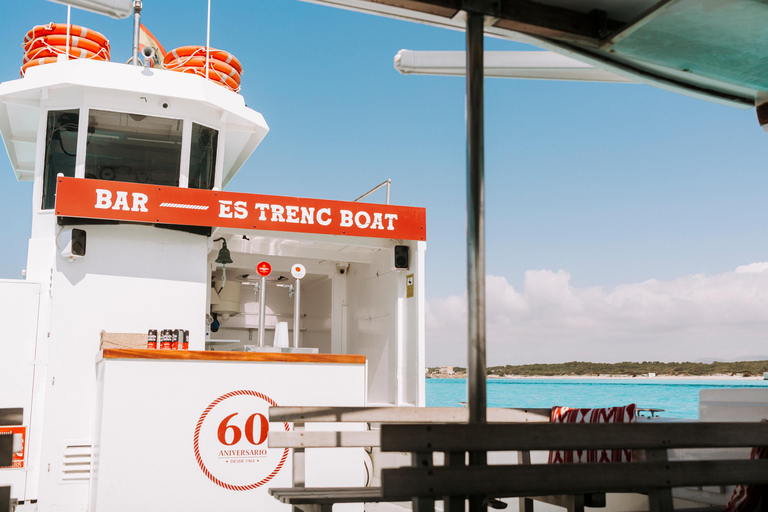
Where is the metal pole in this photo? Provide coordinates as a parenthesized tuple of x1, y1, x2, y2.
(65, 7, 71, 60)
(259, 276, 266, 347)
(293, 279, 301, 348)
(131, 0, 142, 66)
(206, 0, 211, 83)
(466, 10, 486, 427)
(466, 11, 487, 512)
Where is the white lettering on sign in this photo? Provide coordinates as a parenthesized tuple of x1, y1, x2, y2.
(254, 203, 269, 221)
(317, 208, 332, 226)
(371, 213, 384, 230)
(385, 213, 398, 230)
(271, 205, 285, 222)
(340, 210, 353, 227)
(112, 191, 130, 211)
(216, 201, 399, 231)
(286, 205, 299, 224)
(94, 189, 148, 212)
(95, 189, 111, 209)
(131, 193, 148, 212)
(234, 201, 248, 220)
(219, 200, 233, 218)
(355, 211, 370, 229)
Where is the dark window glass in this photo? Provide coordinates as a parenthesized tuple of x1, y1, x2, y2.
(85, 110, 182, 186)
(189, 123, 218, 190)
(42, 109, 79, 210)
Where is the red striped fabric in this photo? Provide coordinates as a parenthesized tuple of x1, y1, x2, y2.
(547, 404, 636, 464)
(724, 424, 768, 512)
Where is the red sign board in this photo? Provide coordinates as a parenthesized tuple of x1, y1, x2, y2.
(256, 262, 271, 277)
(0, 426, 25, 468)
(55, 178, 426, 241)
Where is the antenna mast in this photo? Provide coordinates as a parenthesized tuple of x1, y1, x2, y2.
(131, 0, 142, 65)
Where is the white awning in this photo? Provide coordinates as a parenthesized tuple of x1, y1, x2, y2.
(300, 0, 768, 110)
(394, 50, 633, 83)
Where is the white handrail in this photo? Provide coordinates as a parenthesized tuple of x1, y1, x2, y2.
(354, 179, 391, 204)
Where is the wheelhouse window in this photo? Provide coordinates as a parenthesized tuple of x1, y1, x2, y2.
(42, 109, 79, 210)
(188, 123, 218, 190)
(85, 110, 182, 186)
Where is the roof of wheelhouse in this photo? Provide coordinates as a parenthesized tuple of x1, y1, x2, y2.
(0, 58, 268, 184)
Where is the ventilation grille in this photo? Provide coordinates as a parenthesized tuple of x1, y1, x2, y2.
(61, 444, 91, 483)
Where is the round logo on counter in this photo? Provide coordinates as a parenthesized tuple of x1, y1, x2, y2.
(193, 390, 289, 491)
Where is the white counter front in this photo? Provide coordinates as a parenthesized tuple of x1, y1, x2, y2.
(90, 349, 367, 512)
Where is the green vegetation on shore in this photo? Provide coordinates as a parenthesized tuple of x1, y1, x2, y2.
(427, 361, 768, 377)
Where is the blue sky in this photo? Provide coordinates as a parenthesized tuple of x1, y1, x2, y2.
(2, 1, 768, 365)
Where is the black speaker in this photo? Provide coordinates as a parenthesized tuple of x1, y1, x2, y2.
(71, 228, 86, 256)
(394, 245, 409, 269)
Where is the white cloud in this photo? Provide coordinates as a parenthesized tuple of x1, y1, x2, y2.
(426, 263, 768, 366)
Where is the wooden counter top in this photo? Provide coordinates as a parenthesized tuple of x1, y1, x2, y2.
(98, 349, 366, 365)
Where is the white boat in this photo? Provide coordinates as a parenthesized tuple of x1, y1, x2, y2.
(4, 2, 768, 512)
(0, 14, 427, 512)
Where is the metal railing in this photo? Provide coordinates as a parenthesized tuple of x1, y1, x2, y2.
(354, 179, 391, 205)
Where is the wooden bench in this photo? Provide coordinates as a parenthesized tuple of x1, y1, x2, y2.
(378, 421, 768, 512)
(267, 406, 550, 512)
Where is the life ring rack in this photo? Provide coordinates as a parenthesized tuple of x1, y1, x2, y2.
(24, 23, 110, 51)
(164, 46, 242, 74)
(165, 56, 241, 86)
(170, 65, 240, 92)
(164, 46, 243, 93)
(25, 34, 108, 56)
(21, 23, 111, 77)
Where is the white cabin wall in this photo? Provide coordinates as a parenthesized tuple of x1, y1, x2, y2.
(0, 280, 42, 502)
(399, 240, 426, 407)
(344, 242, 425, 406)
(345, 249, 399, 405)
(301, 277, 332, 353)
(34, 223, 208, 510)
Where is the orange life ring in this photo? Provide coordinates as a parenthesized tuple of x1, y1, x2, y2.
(24, 45, 108, 63)
(170, 65, 240, 92)
(25, 34, 109, 56)
(24, 23, 109, 50)
(20, 57, 60, 76)
(164, 56, 240, 84)
(164, 46, 242, 75)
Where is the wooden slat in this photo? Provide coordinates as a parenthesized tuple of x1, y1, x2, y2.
(99, 349, 365, 364)
(269, 431, 380, 448)
(269, 406, 550, 424)
(380, 422, 768, 452)
(269, 487, 398, 504)
(380, 459, 768, 499)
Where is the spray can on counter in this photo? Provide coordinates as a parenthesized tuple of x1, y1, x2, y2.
(171, 329, 179, 350)
(147, 329, 158, 349)
(160, 329, 172, 350)
(182, 330, 189, 351)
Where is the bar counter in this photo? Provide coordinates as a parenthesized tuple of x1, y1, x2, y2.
(99, 348, 366, 364)
(91, 348, 367, 512)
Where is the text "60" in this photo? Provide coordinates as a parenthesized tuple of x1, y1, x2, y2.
(217, 413, 269, 446)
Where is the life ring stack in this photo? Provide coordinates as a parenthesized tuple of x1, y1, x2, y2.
(22, 23, 110, 77)
(164, 46, 242, 93)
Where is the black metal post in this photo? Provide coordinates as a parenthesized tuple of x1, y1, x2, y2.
(466, 9, 486, 428)
(466, 10, 487, 512)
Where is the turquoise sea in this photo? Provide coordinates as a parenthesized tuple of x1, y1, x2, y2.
(426, 378, 768, 419)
